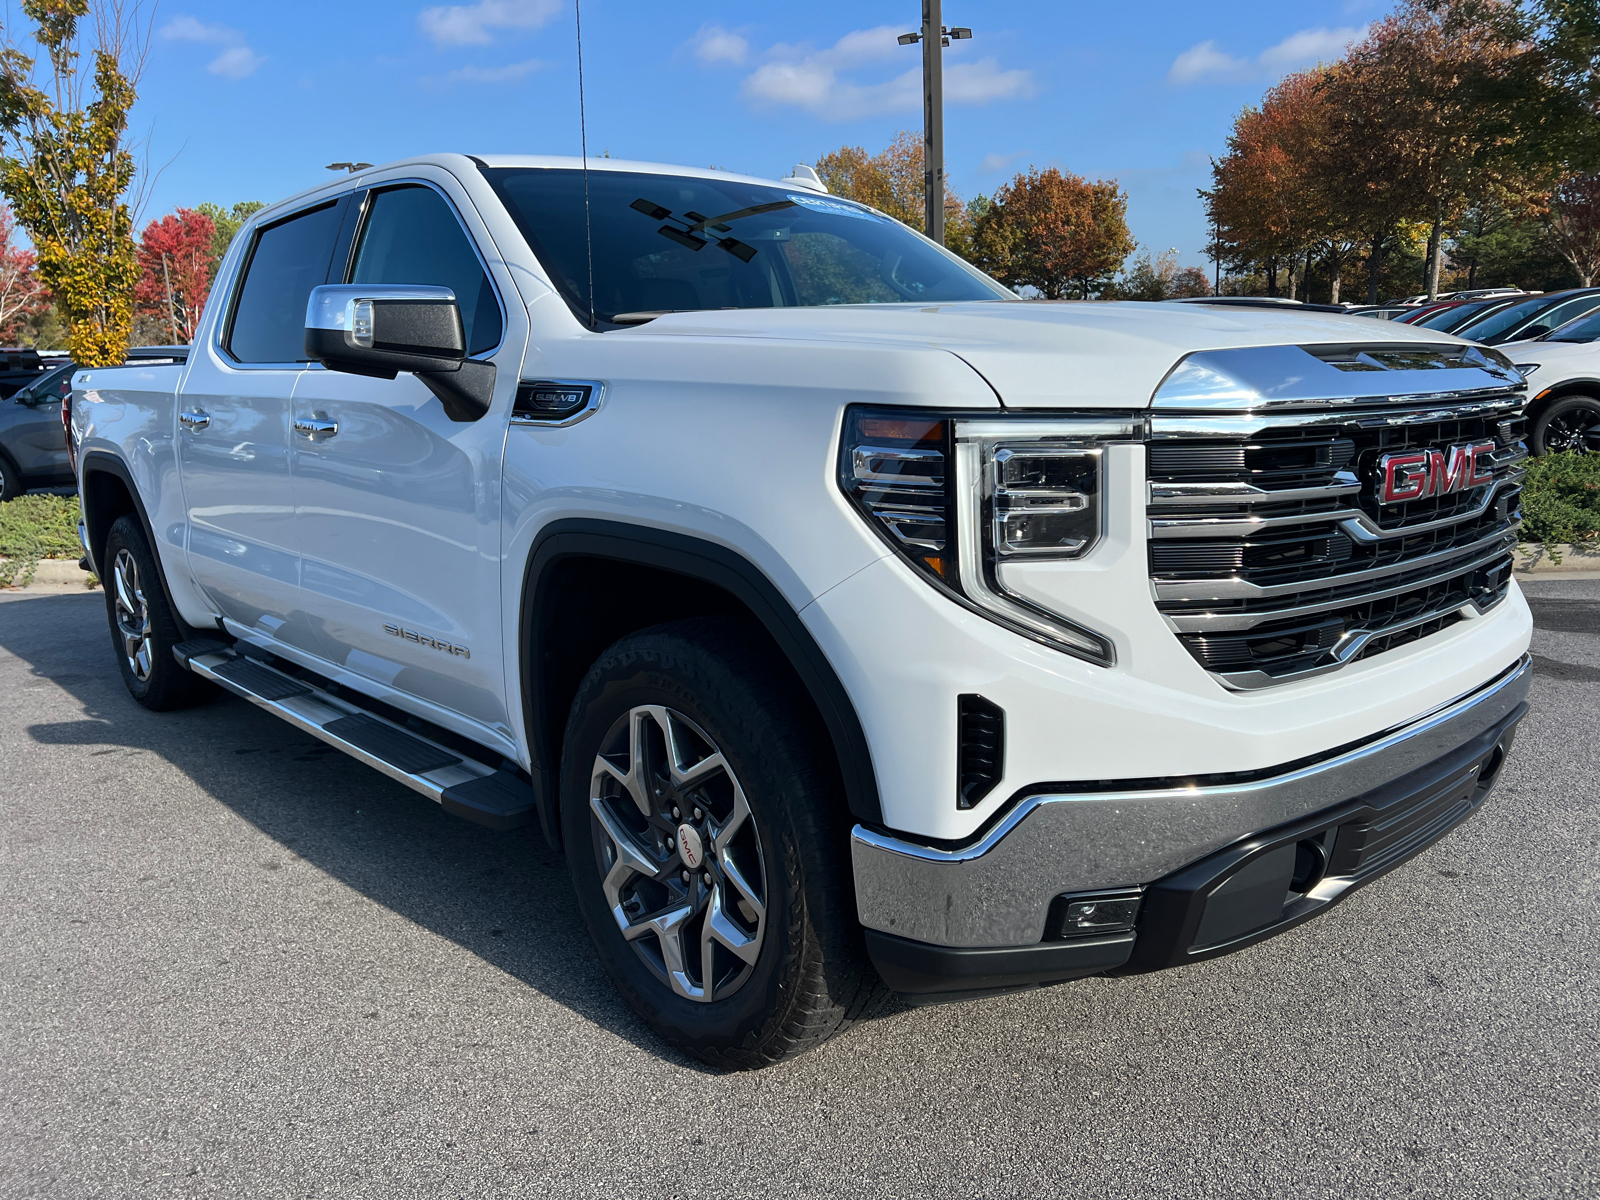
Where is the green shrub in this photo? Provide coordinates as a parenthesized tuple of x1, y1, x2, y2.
(0, 493, 82, 587)
(1518, 452, 1600, 559)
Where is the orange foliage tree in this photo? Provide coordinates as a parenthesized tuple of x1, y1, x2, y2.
(814, 130, 975, 253)
(970, 167, 1134, 299)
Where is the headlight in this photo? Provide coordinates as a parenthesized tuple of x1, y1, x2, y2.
(840, 407, 1143, 666)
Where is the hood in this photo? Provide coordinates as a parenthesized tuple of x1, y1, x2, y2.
(622, 301, 1477, 408)
(1500, 337, 1597, 364)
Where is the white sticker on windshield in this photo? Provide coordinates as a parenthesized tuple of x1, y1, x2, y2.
(786, 194, 891, 223)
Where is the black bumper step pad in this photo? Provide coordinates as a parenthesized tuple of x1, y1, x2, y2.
(441, 772, 537, 831)
(212, 656, 310, 702)
(171, 638, 234, 669)
(322, 712, 460, 775)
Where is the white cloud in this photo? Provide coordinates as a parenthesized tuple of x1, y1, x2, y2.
(440, 58, 544, 84)
(419, 0, 561, 47)
(978, 150, 1028, 174)
(160, 15, 264, 79)
(736, 28, 1032, 120)
(692, 25, 749, 66)
(946, 58, 1033, 105)
(208, 46, 265, 79)
(1168, 25, 1366, 85)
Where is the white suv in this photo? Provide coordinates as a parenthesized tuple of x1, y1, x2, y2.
(70, 155, 1533, 1066)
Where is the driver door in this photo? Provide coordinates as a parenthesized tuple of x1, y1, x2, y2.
(287, 179, 522, 742)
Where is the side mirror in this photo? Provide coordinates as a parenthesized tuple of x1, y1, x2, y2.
(304, 284, 495, 422)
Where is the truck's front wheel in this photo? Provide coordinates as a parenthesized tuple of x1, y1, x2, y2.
(560, 617, 881, 1068)
(102, 515, 216, 711)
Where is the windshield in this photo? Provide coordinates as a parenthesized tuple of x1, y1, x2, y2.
(1456, 293, 1575, 342)
(482, 168, 1012, 326)
(1543, 311, 1600, 343)
(1412, 298, 1506, 331)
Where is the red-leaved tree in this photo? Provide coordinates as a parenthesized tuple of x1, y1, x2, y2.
(135, 208, 217, 343)
(0, 205, 48, 342)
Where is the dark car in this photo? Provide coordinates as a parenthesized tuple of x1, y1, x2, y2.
(1454, 288, 1600, 345)
(1404, 295, 1522, 334)
(0, 358, 74, 500)
(1348, 305, 1414, 320)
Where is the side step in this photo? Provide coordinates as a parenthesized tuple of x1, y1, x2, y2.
(173, 641, 535, 831)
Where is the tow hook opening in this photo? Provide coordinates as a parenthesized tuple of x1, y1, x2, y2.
(1477, 742, 1507, 787)
(1289, 836, 1330, 896)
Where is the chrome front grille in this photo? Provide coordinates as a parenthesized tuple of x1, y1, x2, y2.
(1148, 390, 1526, 690)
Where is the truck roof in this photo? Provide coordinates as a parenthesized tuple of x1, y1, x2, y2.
(250, 153, 813, 229)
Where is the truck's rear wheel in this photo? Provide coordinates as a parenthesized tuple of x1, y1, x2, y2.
(560, 617, 881, 1068)
(103, 515, 216, 711)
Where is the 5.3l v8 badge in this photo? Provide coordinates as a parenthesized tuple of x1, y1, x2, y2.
(1376, 441, 1495, 505)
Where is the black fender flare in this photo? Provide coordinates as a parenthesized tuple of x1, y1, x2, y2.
(79, 449, 200, 638)
(518, 518, 883, 839)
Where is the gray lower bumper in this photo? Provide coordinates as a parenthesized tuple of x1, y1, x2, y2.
(851, 655, 1532, 949)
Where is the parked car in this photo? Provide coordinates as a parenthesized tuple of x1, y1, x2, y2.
(1454, 288, 1600, 345)
(70, 154, 1533, 1067)
(0, 347, 65, 400)
(0, 357, 75, 500)
(1405, 296, 1524, 335)
(0, 347, 191, 500)
(1500, 310, 1600, 453)
(1347, 305, 1414, 320)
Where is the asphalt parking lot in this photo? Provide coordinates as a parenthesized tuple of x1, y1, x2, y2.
(1, 580, 1595, 1200)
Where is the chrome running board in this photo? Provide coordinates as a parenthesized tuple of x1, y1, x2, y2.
(172, 640, 535, 830)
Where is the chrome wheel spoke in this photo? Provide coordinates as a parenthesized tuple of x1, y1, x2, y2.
(705, 885, 761, 966)
(712, 782, 751, 854)
(112, 550, 152, 682)
(718, 855, 765, 923)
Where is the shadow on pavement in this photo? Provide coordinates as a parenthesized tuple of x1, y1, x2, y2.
(0, 590, 727, 1072)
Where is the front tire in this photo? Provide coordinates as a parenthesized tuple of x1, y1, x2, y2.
(1531, 394, 1600, 455)
(103, 515, 216, 711)
(560, 617, 881, 1068)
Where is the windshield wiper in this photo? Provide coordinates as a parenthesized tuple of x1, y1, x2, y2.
(630, 196, 796, 264)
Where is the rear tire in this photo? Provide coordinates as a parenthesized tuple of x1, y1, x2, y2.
(103, 515, 216, 711)
(1531, 394, 1600, 455)
(0, 451, 21, 502)
(560, 616, 883, 1069)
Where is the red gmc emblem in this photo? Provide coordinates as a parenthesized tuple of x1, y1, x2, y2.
(1377, 442, 1495, 505)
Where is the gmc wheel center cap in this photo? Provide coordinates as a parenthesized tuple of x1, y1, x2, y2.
(677, 823, 704, 870)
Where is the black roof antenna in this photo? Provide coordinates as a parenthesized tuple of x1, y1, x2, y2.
(575, 0, 596, 331)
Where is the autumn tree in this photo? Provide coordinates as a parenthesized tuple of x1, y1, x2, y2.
(0, 2, 147, 367)
(813, 131, 976, 253)
(1104, 246, 1211, 300)
(135, 206, 215, 343)
(1545, 173, 1600, 286)
(195, 199, 264, 271)
(0, 203, 47, 340)
(971, 167, 1134, 299)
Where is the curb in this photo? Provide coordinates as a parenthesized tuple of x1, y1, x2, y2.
(1515, 543, 1600, 574)
(0, 556, 97, 592)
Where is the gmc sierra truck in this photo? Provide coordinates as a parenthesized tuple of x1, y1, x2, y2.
(71, 155, 1533, 1068)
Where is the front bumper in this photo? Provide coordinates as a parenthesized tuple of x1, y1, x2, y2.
(857, 655, 1530, 996)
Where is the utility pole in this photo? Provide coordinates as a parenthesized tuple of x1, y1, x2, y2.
(899, 6, 970, 246)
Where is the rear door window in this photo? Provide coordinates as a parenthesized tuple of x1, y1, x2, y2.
(226, 202, 343, 364)
(349, 185, 503, 356)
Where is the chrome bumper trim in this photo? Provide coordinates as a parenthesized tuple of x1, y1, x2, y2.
(851, 655, 1531, 949)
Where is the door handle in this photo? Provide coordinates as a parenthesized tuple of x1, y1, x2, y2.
(178, 409, 210, 431)
(293, 416, 339, 440)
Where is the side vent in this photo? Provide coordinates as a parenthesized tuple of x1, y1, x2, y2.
(512, 379, 601, 426)
(957, 694, 1005, 809)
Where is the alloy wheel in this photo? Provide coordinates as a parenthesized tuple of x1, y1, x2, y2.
(113, 548, 153, 681)
(1544, 403, 1600, 453)
(589, 704, 767, 1003)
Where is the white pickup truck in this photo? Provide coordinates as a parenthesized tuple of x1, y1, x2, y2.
(72, 154, 1533, 1067)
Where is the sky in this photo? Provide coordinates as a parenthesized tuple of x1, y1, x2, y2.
(95, 0, 1393, 269)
